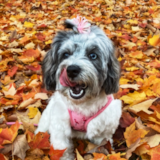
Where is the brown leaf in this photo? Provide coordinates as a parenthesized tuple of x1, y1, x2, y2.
(12, 135, 30, 160)
(125, 139, 141, 159)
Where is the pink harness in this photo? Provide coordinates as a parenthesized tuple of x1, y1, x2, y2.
(59, 68, 113, 132)
(68, 95, 113, 132)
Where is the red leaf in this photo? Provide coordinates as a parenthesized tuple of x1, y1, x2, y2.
(139, 23, 147, 28)
(8, 66, 18, 77)
(49, 145, 66, 160)
(36, 33, 46, 41)
(121, 34, 131, 40)
(37, 24, 47, 29)
(120, 112, 135, 128)
(26, 64, 41, 71)
(29, 132, 50, 149)
(0, 154, 6, 160)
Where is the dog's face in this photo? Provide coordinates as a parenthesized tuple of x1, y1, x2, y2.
(42, 24, 120, 102)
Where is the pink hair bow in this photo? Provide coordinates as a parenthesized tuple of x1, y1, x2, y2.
(70, 15, 91, 34)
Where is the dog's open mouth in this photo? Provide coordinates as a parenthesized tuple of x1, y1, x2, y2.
(69, 84, 87, 99)
(60, 69, 87, 99)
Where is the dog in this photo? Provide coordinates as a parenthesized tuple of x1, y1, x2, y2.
(35, 16, 122, 160)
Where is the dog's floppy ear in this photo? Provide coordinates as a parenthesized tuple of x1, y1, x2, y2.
(42, 49, 58, 91)
(103, 47, 120, 95)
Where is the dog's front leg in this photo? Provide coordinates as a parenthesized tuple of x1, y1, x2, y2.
(49, 101, 74, 160)
(35, 101, 52, 134)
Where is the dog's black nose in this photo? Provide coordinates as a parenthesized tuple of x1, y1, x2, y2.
(67, 65, 81, 78)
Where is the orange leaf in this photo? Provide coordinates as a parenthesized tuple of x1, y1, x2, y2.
(150, 104, 160, 113)
(0, 121, 20, 145)
(124, 122, 148, 147)
(108, 152, 127, 160)
(26, 130, 35, 143)
(23, 49, 40, 58)
(147, 123, 160, 133)
(19, 36, 30, 44)
(129, 51, 144, 59)
(22, 91, 36, 101)
(29, 132, 50, 149)
(0, 95, 20, 105)
(148, 145, 160, 160)
(148, 59, 160, 68)
(92, 153, 107, 160)
(49, 145, 66, 160)
(8, 66, 18, 77)
(26, 64, 41, 71)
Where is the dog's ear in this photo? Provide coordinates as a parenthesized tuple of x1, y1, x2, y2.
(102, 47, 120, 95)
(42, 49, 58, 91)
(64, 19, 79, 33)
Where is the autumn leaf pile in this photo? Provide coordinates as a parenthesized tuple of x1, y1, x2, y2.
(1, 0, 160, 159)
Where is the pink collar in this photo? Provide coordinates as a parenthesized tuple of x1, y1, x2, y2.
(68, 95, 113, 132)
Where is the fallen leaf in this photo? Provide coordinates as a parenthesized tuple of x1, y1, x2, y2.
(120, 91, 146, 105)
(0, 121, 20, 145)
(2, 83, 17, 96)
(24, 21, 34, 28)
(29, 132, 50, 149)
(120, 84, 140, 90)
(34, 93, 48, 100)
(144, 134, 160, 148)
(76, 149, 84, 160)
(28, 107, 39, 119)
(13, 135, 30, 160)
(49, 145, 66, 160)
(125, 139, 142, 159)
(128, 98, 157, 114)
(149, 35, 160, 46)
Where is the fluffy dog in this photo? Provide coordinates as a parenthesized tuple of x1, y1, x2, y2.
(35, 16, 122, 160)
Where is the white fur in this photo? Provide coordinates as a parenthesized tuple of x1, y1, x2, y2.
(35, 91, 122, 160)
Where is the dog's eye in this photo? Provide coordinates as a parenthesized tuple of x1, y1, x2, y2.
(89, 53, 97, 60)
(63, 53, 70, 59)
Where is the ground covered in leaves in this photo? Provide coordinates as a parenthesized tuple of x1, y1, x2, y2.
(0, 0, 160, 159)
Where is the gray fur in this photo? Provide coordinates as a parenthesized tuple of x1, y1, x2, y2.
(42, 24, 120, 99)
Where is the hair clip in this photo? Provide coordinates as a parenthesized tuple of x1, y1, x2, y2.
(70, 15, 91, 34)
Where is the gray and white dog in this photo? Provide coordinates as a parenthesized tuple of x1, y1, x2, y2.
(35, 16, 122, 160)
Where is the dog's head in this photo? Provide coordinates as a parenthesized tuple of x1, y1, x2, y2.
(42, 17, 120, 102)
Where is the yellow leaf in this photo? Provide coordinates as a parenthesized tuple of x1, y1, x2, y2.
(120, 78, 129, 85)
(129, 51, 144, 59)
(127, 19, 138, 24)
(118, 56, 122, 61)
(145, 89, 157, 97)
(28, 107, 38, 119)
(126, 67, 139, 71)
(24, 21, 34, 28)
(45, 40, 52, 45)
(148, 117, 160, 125)
(149, 35, 160, 46)
(120, 91, 146, 104)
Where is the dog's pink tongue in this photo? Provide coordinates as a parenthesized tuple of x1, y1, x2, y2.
(60, 69, 77, 87)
